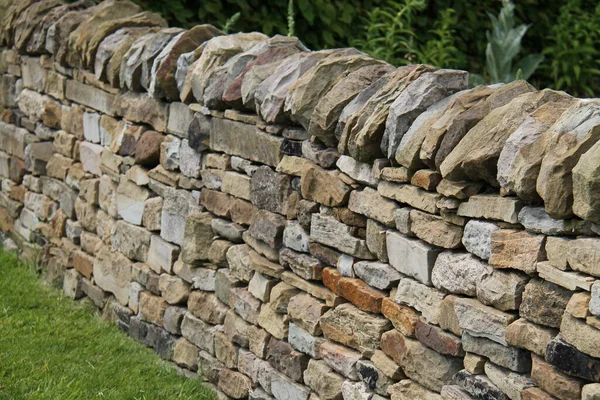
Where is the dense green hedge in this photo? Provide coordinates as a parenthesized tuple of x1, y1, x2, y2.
(133, 0, 600, 96)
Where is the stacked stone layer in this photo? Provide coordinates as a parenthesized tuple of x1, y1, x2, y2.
(1, 1, 600, 399)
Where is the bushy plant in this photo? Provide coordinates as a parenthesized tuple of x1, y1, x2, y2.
(542, 0, 600, 97)
(351, 0, 459, 68)
(481, 0, 543, 83)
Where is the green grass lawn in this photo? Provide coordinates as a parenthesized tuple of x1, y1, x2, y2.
(0, 248, 216, 400)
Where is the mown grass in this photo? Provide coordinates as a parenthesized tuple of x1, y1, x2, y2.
(0, 248, 216, 400)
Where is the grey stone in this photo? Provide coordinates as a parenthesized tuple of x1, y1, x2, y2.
(432, 251, 492, 297)
(354, 261, 401, 290)
(461, 220, 499, 260)
(386, 231, 442, 285)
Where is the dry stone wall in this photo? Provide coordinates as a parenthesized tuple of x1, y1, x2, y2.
(1, 1, 600, 399)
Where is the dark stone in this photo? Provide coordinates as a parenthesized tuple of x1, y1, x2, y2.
(119, 134, 138, 156)
(357, 361, 380, 390)
(453, 369, 510, 400)
(9, 156, 26, 184)
(250, 166, 293, 215)
(281, 139, 303, 157)
(145, 323, 175, 360)
(545, 335, 600, 382)
(187, 113, 210, 151)
(519, 278, 573, 329)
(129, 316, 149, 343)
(135, 130, 164, 167)
(415, 319, 464, 357)
(267, 338, 310, 383)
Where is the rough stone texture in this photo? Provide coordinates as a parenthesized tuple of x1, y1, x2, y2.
(488, 229, 546, 275)
(432, 251, 492, 297)
(387, 231, 442, 285)
(519, 278, 572, 328)
(320, 303, 390, 356)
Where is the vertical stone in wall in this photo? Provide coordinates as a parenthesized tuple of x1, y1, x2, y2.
(382, 68, 468, 159)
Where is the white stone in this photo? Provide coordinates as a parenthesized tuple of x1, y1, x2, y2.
(167, 102, 194, 137)
(79, 142, 103, 176)
(270, 370, 310, 400)
(386, 231, 442, 285)
(341, 380, 372, 400)
(537, 261, 595, 292)
(83, 112, 101, 143)
(116, 179, 151, 225)
(249, 272, 275, 302)
(432, 251, 492, 297)
(591, 282, 600, 316)
(518, 206, 591, 235)
(395, 278, 446, 325)
(337, 254, 355, 277)
(147, 234, 180, 274)
(288, 323, 319, 358)
(462, 220, 499, 260)
(160, 135, 181, 171)
(336, 155, 379, 186)
(283, 221, 310, 252)
(354, 261, 401, 290)
(394, 207, 413, 236)
(180, 139, 202, 178)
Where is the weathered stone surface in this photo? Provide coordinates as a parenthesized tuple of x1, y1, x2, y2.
(303, 359, 344, 400)
(395, 278, 446, 325)
(462, 220, 499, 260)
(383, 69, 468, 159)
(111, 220, 151, 262)
(453, 369, 511, 400)
(310, 64, 393, 146)
(485, 362, 535, 400)
(354, 261, 400, 290)
(537, 261, 595, 292)
(340, 65, 433, 162)
(256, 50, 339, 124)
(270, 369, 310, 400)
(457, 195, 523, 224)
(380, 330, 463, 392)
(488, 229, 546, 274)
(320, 303, 390, 356)
(520, 278, 572, 328)
(378, 181, 441, 214)
(440, 89, 566, 184)
(381, 297, 419, 337)
(311, 214, 373, 259)
(348, 187, 396, 226)
(561, 313, 600, 358)
(537, 118, 600, 219)
(582, 384, 600, 400)
(410, 210, 463, 249)
(415, 319, 464, 356)
(248, 210, 286, 249)
(300, 164, 350, 207)
(567, 238, 600, 278)
(455, 297, 515, 345)
(387, 231, 442, 285)
(546, 335, 600, 382)
(286, 52, 383, 130)
(462, 333, 531, 373)
(518, 206, 591, 236)
(531, 354, 583, 400)
(432, 251, 492, 297)
(93, 247, 132, 306)
(280, 248, 322, 281)
(476, 269, 529, 311)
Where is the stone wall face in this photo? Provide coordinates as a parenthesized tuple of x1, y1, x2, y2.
(1, 1, 600, 399)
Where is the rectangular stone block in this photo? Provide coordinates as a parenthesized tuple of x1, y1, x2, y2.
(210, 118, 283, 167)
(387, 231, 443, 285)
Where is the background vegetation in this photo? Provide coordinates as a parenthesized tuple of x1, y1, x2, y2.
(133, 0, 600, 96)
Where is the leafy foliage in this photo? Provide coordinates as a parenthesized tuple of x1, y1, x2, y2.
(351, 0, 459, 68)
(542, 0, 600, 97)
(482, 0, 543, 83)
